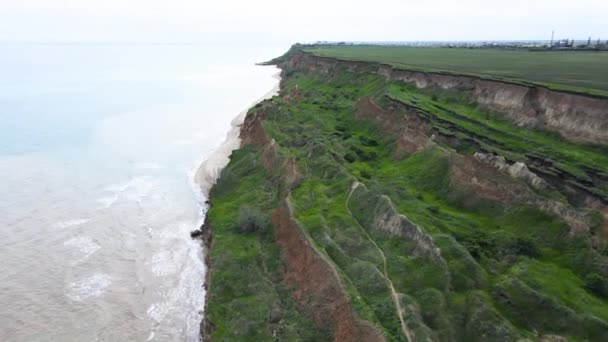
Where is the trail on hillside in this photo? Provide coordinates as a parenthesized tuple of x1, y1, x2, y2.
(346, 182, 415, 342)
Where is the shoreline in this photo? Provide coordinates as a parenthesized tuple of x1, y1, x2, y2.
(194, 70, 281, 196)
(191, 67, 281, 340)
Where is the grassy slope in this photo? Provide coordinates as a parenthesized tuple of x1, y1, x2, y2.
(305, 45, 608, 96)
(385, 83, 608, 201)
(204, 57, 608, 341)
(205, 147, 327, 341)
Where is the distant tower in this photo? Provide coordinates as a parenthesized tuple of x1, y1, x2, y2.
(550, 30, 554, 46)
(588, 36, 591, 46)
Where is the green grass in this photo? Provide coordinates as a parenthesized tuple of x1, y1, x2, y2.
(385, 83, 608, 201)
(509, 259, 608, 321)
(305, 45, 608, 96)
(205, 147, 328, 341)
(205, 55, 608, 341)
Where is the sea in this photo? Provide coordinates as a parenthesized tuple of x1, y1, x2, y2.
(0, 43, 283, 341)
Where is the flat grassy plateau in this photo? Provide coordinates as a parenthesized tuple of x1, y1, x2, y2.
(305, 46, 608, 96)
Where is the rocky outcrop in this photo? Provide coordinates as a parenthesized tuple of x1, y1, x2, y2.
(352, 95, 589, 234)
(474, 152, 547, 190)
(284, 52, 608, 145)
(449, 154, 588, 233)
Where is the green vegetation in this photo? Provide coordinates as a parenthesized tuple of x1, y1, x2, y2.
(386, 82, 608, 202)
(204, 49, 608, 341)
(205, 147, 328, 341)
(305, 45, 608, 96)
(237, 206, 268, 233)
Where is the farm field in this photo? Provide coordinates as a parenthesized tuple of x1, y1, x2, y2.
(305, 45, 608, 96)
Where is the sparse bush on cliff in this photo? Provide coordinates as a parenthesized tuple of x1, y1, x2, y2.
(360, 169, 371, 179)
(238, 206, 267, 233)
(344, 152, 356, 163)
(585, 273, 608, 298)
(460, 231, 541, 261)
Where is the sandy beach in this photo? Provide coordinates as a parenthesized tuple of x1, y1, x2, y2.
(194, 72, 280, 196)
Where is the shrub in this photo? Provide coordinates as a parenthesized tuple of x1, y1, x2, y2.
(344, 152, 356, 163)
(238, 206, 267, 233)
(360, 169, 371, 179)
(509, 237, 541, 258)
(358, 136, 379, 147)
(459, 232, 541, 261)
(351, 146, 377, 161)
(584, 273, 608, 298)
(427, 206, 440, 214)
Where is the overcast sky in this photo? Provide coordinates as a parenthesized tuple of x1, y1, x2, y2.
(1, 0, 607, 43)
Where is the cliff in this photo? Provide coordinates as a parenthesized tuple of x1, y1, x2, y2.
(199, 46, 608, 341)
(289, 50, 608, 146)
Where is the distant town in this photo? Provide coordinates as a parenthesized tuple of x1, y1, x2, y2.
(313, 35, 608, 51)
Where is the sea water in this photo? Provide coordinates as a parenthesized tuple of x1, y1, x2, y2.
(0, 43, 282, 341)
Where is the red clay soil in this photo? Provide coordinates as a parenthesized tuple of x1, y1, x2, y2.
(272, 200, 385, 342)
(282, 84, 304, 103)
(239, 112, 270, 147)
(239, 108, 383, 341)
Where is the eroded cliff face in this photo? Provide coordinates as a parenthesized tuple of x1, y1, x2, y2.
(272, 201, 385, 342)
(348, 183, 444, 263)
(249, 114, 384, 342)
(201, 107, 384, 341)
(288, 52, 608, 145)
(354, 97, 433, 157)
(201, 48, 608, 341)
(351, 96, 593, 235)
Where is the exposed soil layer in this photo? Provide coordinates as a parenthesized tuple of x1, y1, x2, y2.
(289, 52, 608, 145)
(272, 200, 385, 342)
(200, 47, 608, 342)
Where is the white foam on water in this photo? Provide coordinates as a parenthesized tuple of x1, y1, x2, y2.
(96, 194, 120, 209)
(65, 273, 112, 301)
(52, 218, 90, 229)
(146, 251, 179, 277)
(157, 221, 190, 240)
(147, 301, 170, 323)
(97, 176, 158, 208)
(63, 236, 101, 260)
(0, 46, 284, 342)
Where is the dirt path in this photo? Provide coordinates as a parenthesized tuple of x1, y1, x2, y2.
(346, 182, 415, 342)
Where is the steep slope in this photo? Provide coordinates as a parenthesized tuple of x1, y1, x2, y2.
(199, 46, 608, 341)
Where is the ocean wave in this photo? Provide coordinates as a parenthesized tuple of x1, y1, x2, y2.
(52, 218, 90, 229)
(65, 273, 112, 301)
(146, 251, 179, 277)
(63, 236, 101, 260)
(97, 176, 158, 208)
